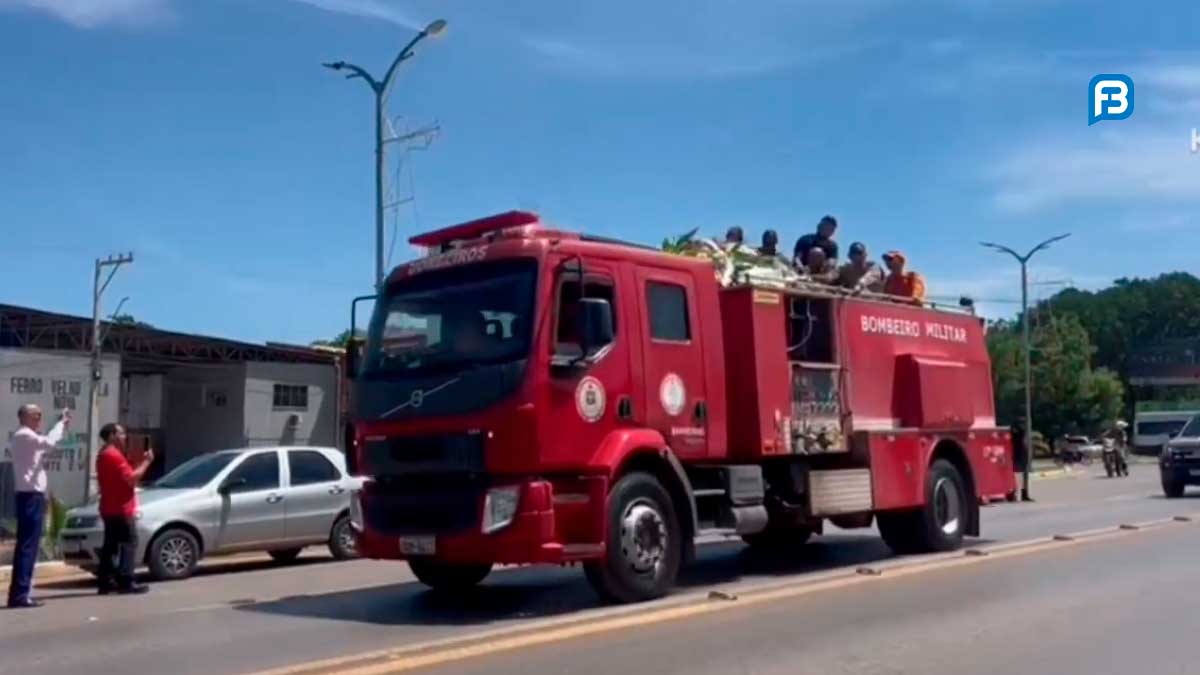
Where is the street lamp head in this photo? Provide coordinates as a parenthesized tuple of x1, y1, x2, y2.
(322, 61, 346, 71)
(424, 19, 447, 37)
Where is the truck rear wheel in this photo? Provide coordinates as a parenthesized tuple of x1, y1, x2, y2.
(408, 559, 493, 592)
(584, 471, 682, 604)
(879, 459, 968, 554)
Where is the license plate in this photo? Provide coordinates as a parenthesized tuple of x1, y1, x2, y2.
(61, 541, 81, 553)
(399, 536, 436, 555)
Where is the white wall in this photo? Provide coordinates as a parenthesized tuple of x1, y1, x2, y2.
(0, 348, 121, 507)
(162, 364, 246, 470)
(243, 362, 337, 449)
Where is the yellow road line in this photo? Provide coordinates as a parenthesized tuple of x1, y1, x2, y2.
(247, 515, 1199, 675)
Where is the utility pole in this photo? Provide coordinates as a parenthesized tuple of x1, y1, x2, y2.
(323, 18, 447, 289)
(980, 234, 1071, 502)
(83, 252, 133, 505)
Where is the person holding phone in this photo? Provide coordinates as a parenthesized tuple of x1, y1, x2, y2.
(95, 423, 153, 595)
(7, 404, 70, 609)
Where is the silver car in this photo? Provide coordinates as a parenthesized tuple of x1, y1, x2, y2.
(59, 446, 361, 581)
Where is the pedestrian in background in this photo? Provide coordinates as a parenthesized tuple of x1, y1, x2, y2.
(7, 404, 69, 609)
(96, 423, 153, 595)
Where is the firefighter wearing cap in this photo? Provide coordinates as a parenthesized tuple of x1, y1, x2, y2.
(882, 250, 926, 303)
(836, 242, 885, 292)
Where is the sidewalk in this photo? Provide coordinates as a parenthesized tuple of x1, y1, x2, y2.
(0, 551, 282, 589)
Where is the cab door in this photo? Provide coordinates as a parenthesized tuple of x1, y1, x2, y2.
(635, 267, 709, 458)
(542, 257, 635, 470)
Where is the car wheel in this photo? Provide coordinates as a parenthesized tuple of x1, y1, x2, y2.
(268, 548, 304, 564)
(584, 471, 682, 604)
(328, 514, 358, 560)
(1163, 479, 1185, 499)
(148, 528, 200, 581)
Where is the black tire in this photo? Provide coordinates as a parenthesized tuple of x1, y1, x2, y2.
(584, 472, 683, 604)
(408, 558, 492, 592)
(1163, 479, 1185, 499)
(881, 460, 968, 554)
(328, 514, 358, 560)
(741, 525, 813, 550)
(147, 528, 200, 581)
(268, 548, 304, 564)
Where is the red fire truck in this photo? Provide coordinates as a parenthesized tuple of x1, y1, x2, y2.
(347, 211, 1016, 603)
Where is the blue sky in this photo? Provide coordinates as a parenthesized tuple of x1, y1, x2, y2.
(3, 0, 1199, 344)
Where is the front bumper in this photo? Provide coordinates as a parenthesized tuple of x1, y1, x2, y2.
(59, 528, 105, 568)
(1159, 455, 1200, 484)
(59, 522, 153, 568)
(355, 476, 606, 565)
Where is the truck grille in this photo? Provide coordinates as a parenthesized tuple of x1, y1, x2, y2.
(363, 481, 484, 536)
(363, 433, 485, 476)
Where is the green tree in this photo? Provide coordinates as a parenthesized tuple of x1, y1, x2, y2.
(987, 314, 1125, 441)
(312, 329, 363, 348)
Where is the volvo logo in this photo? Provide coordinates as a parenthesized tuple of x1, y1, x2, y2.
(381, 377, 460, 418)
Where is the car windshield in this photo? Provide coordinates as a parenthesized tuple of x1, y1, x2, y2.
(363, 259, 537, 377)
(1180, 416, 1200, 438)
(152, 452, 239, 489)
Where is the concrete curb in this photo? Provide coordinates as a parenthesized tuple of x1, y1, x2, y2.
(2, 551, 281, 588)
(0, 560, 81, 586)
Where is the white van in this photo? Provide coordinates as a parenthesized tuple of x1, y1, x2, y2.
(1133, 411, 1197, 455)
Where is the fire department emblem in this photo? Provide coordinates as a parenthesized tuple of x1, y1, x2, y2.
(659, 373, 686, 417)
(575, 376, 606, 423)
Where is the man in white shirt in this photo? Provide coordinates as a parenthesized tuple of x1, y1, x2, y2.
(7, 404, 69, 609)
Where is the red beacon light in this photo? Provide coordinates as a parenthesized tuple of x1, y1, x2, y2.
(409, 211, 542, 252)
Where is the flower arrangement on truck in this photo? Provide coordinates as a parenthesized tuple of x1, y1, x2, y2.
(343, 211, 1017, 603)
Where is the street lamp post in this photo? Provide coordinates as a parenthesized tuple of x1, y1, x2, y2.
(324, 19, 448, 289)
(980, 233, 1071, 502)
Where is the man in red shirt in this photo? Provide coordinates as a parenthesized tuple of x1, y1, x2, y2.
(96, 423, 154, 595)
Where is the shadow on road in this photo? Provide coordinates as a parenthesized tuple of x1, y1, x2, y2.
(42, 554, 342, 591)
(239, 535, 903, 627)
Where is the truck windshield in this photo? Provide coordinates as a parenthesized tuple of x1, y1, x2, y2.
(363, 259, 537, 377)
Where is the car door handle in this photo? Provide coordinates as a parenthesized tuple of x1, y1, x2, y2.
(266, 494, 284, 504)
(328, 486, 346, 495)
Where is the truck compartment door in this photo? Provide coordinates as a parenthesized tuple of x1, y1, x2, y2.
(636, 268, 709, 458)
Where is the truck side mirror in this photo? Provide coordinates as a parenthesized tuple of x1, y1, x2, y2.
(345, 337, 365, 378)
(578, 298, 614, 356)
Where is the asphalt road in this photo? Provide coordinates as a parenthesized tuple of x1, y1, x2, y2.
(430, 516, 1200, 675)
(0, 463, 1188, 675)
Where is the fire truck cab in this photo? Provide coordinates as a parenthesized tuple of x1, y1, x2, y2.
(348, 211, 1016, 603)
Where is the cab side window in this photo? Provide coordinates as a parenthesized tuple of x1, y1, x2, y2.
(646, 282, 690, 342)
(554, 276, 616, 357)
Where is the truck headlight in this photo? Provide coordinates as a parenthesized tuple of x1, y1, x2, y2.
(482, 486, 521, 534)
(349, 491, 364, 532)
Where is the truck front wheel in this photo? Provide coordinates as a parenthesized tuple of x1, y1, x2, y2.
(585, 471, 683, 604)
(408, 558, 492, 592)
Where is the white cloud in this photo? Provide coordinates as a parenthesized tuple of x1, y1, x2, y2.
(0, 0, 170, 28)
(290, 0, 423, 30)
(988, 129, 1200, 212)
(0, 0, 426, 29)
